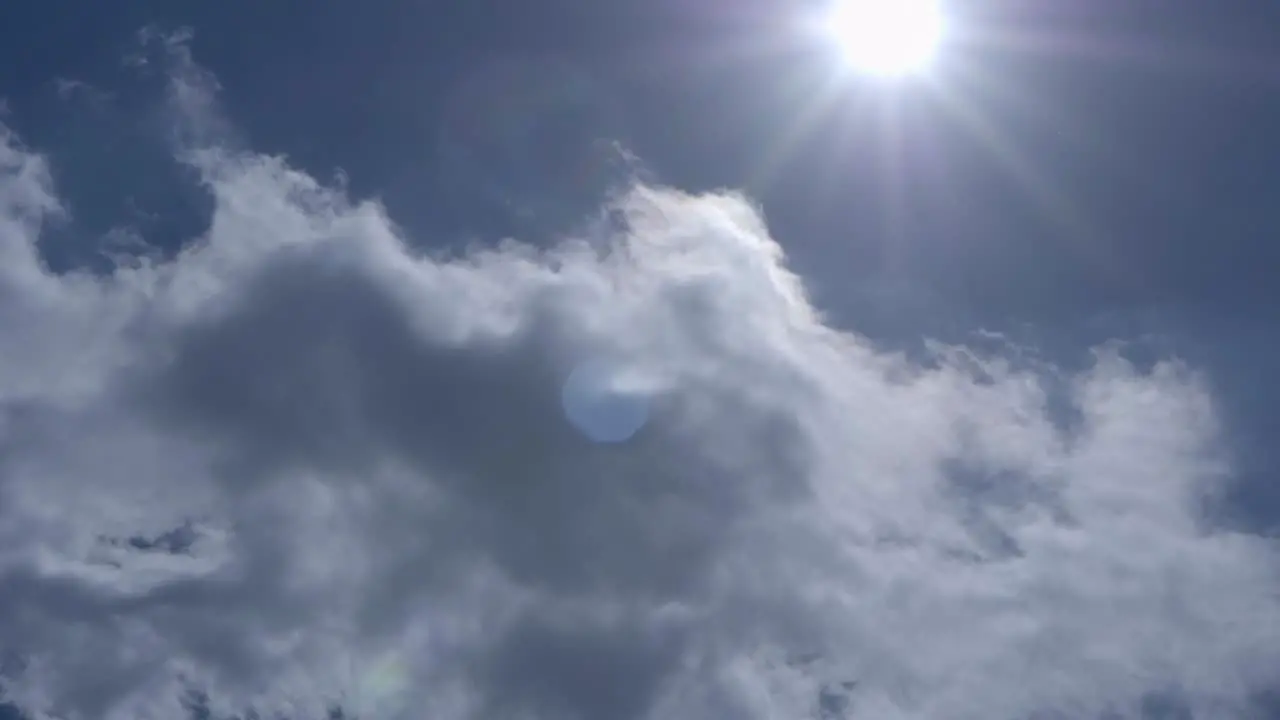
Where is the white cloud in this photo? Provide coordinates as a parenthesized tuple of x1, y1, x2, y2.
(0, 41, 1277, 720)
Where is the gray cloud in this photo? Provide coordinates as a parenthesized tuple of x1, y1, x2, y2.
(0, 41, 1277, 720)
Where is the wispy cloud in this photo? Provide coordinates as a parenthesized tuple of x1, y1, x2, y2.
(0, 34, 1276, 720)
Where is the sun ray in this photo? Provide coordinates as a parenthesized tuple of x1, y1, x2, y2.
(926, 79, 1135, 290)
(874, 91, 910, 266)
(958, 23, 1280, 88)
(745, 71, 859, 192)
(930, 82, 1078, 228)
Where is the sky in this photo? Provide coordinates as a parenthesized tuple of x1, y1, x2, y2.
(0, 1, 1279, 719)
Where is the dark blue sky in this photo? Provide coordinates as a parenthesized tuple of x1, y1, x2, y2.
(2, 1, 1280, 718)
(5, 0, 1280, 318)
(6, 0, 1279, 315)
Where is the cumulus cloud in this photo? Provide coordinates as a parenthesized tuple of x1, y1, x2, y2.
(0, 38, 1278, 720)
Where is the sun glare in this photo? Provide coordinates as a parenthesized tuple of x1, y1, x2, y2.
(822, 0, 944, 77)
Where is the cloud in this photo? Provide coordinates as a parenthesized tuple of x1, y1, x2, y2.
(0, 36, 1278, 720)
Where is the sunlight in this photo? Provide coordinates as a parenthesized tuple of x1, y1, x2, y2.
(821, 0, 945, 77)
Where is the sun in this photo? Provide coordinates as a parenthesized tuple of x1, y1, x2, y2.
(821, 0, 945, 77)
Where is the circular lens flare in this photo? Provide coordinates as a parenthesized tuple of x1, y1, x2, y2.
(560, 360, 652, 444)
(823, 0, 944, 76)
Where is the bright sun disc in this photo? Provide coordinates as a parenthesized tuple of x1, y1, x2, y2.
(823, 0, 944, 76)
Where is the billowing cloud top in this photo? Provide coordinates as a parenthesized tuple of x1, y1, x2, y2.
(0, 37, 1278, 720)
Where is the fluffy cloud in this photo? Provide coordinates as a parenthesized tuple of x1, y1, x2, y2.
(0, 42, 1277, 720)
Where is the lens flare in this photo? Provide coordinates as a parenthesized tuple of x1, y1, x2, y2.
(560, 359, 652, 444)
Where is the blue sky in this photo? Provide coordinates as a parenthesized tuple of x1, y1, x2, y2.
(1, 1, 1279, 719)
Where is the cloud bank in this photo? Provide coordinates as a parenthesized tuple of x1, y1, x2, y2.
(0, 39, 1278, 720)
